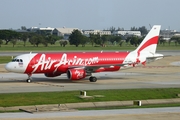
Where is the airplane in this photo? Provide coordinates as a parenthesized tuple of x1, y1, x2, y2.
(5, 25, 163, 83)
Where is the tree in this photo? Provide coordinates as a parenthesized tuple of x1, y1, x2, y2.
(117, 27, 124, 31)
(125, 37, 131, 46)
(20, 33, 29, 47)
(109, 26, 116, 33)
(21, 26, 27, 30)
(101, 35, 109, 46)
(69, 30, 83, 47)
(81, 36, 89, 47)
(130, 26, 148, 36)
(11, 39, 17, 47)
(41, 36, 48, 47)
(89, 33, 95, 46)
(130, 36, 139, 47)
(138, 26, 148, 36)
(46, 35, 62, 45)
(159, 36, 166, 46)
(0, 39, 3, 47)
(131, 26, 138, 31)
(29, 34, 43, 47)
(0, 30, 20, 45)
(93, 33, 102, 46)
(168, 39, 172, 46)
(59, 40, 68, 47)
(170, 36, 180, 46)
(108, 35, 122, 45)
(119, 41, 123, 47)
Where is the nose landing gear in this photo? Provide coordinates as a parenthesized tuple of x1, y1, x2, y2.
(26, 74, 32, 83)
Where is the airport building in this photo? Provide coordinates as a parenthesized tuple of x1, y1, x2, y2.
(83, 30, 111, 37)
(53, 27, 81, 39)
(112, 31, 141, 37)
(27, 27, 54, 35)
(160, 29, 177, 41)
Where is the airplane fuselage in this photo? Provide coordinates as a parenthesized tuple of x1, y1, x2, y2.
(5, 25, 163, 83)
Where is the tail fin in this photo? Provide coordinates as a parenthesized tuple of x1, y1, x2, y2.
(135, 25, 161, 54)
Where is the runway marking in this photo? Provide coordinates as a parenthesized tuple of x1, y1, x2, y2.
(4, 77, 66, 88)
(33, 82, 65, 87)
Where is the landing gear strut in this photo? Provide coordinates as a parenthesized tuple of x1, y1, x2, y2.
(26, 74, 32, 83)
(89, 76, 97, 82)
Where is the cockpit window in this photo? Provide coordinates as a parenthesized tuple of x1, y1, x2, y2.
(12, 59, 23, 62)
(12, 59, 15, 62)
(12, 59, 17, 62)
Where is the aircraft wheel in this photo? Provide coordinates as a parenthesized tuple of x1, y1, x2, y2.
(89, 76, 97, 82)
(27, 73, 32, 83)
(26, 79, 31, 83)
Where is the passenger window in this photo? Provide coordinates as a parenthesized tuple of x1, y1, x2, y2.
(20, 59, 23, 62)
(17, 59, 19, 62)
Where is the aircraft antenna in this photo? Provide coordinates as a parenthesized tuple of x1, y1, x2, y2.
(149, 24, 152, 29)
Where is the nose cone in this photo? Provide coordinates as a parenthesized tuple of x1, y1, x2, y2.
(5, 62, 12, 72)
(5, 62, 26, 73)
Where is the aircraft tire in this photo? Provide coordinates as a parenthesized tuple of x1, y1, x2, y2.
(89, 76, 97, 82)
(26, 79, 31, 83)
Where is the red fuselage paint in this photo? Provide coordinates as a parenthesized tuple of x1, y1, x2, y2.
(24, 52, 130, 74)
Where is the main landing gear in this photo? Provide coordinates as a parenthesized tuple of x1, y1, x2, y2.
(89, 76, 97, 82)
(26, 74, 32, 83)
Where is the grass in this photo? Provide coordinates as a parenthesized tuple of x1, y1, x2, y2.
(0, 42, 179, 64)
(0, 41, 180, 51)
(0, 88, 179, 107)
(0, 110, 21, 113)
(0, 56, 12, 64)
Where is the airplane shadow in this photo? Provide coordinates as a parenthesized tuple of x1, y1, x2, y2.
(29, 76, 130, 84)
(0, 75, 131, 84)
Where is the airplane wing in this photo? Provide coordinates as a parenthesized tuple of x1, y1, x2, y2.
(68, 63, 133, 72)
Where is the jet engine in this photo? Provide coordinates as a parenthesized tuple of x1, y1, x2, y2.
(67, 69, 88, 80)
(44, 72, 61, 77)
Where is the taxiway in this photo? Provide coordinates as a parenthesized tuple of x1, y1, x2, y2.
(0, 55, 180, 93)
(0, 51, 180, 120)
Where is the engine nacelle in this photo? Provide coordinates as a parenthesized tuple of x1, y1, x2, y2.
(67, 69, 86, 80)
(44, 72, 61, 77)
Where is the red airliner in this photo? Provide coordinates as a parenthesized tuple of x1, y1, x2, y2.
(5, 25, 163, 83)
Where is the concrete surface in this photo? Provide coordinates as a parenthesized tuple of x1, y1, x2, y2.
(0, 51, 180, 120)
(0, 107, 180, 120)
(0, 55, 180, 93)
(1, 98, 180, 113)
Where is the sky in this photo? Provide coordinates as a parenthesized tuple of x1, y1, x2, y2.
(0, 0, 180, 31)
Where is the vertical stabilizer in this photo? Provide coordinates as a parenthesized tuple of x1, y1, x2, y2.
(135, 25, 161, 54)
